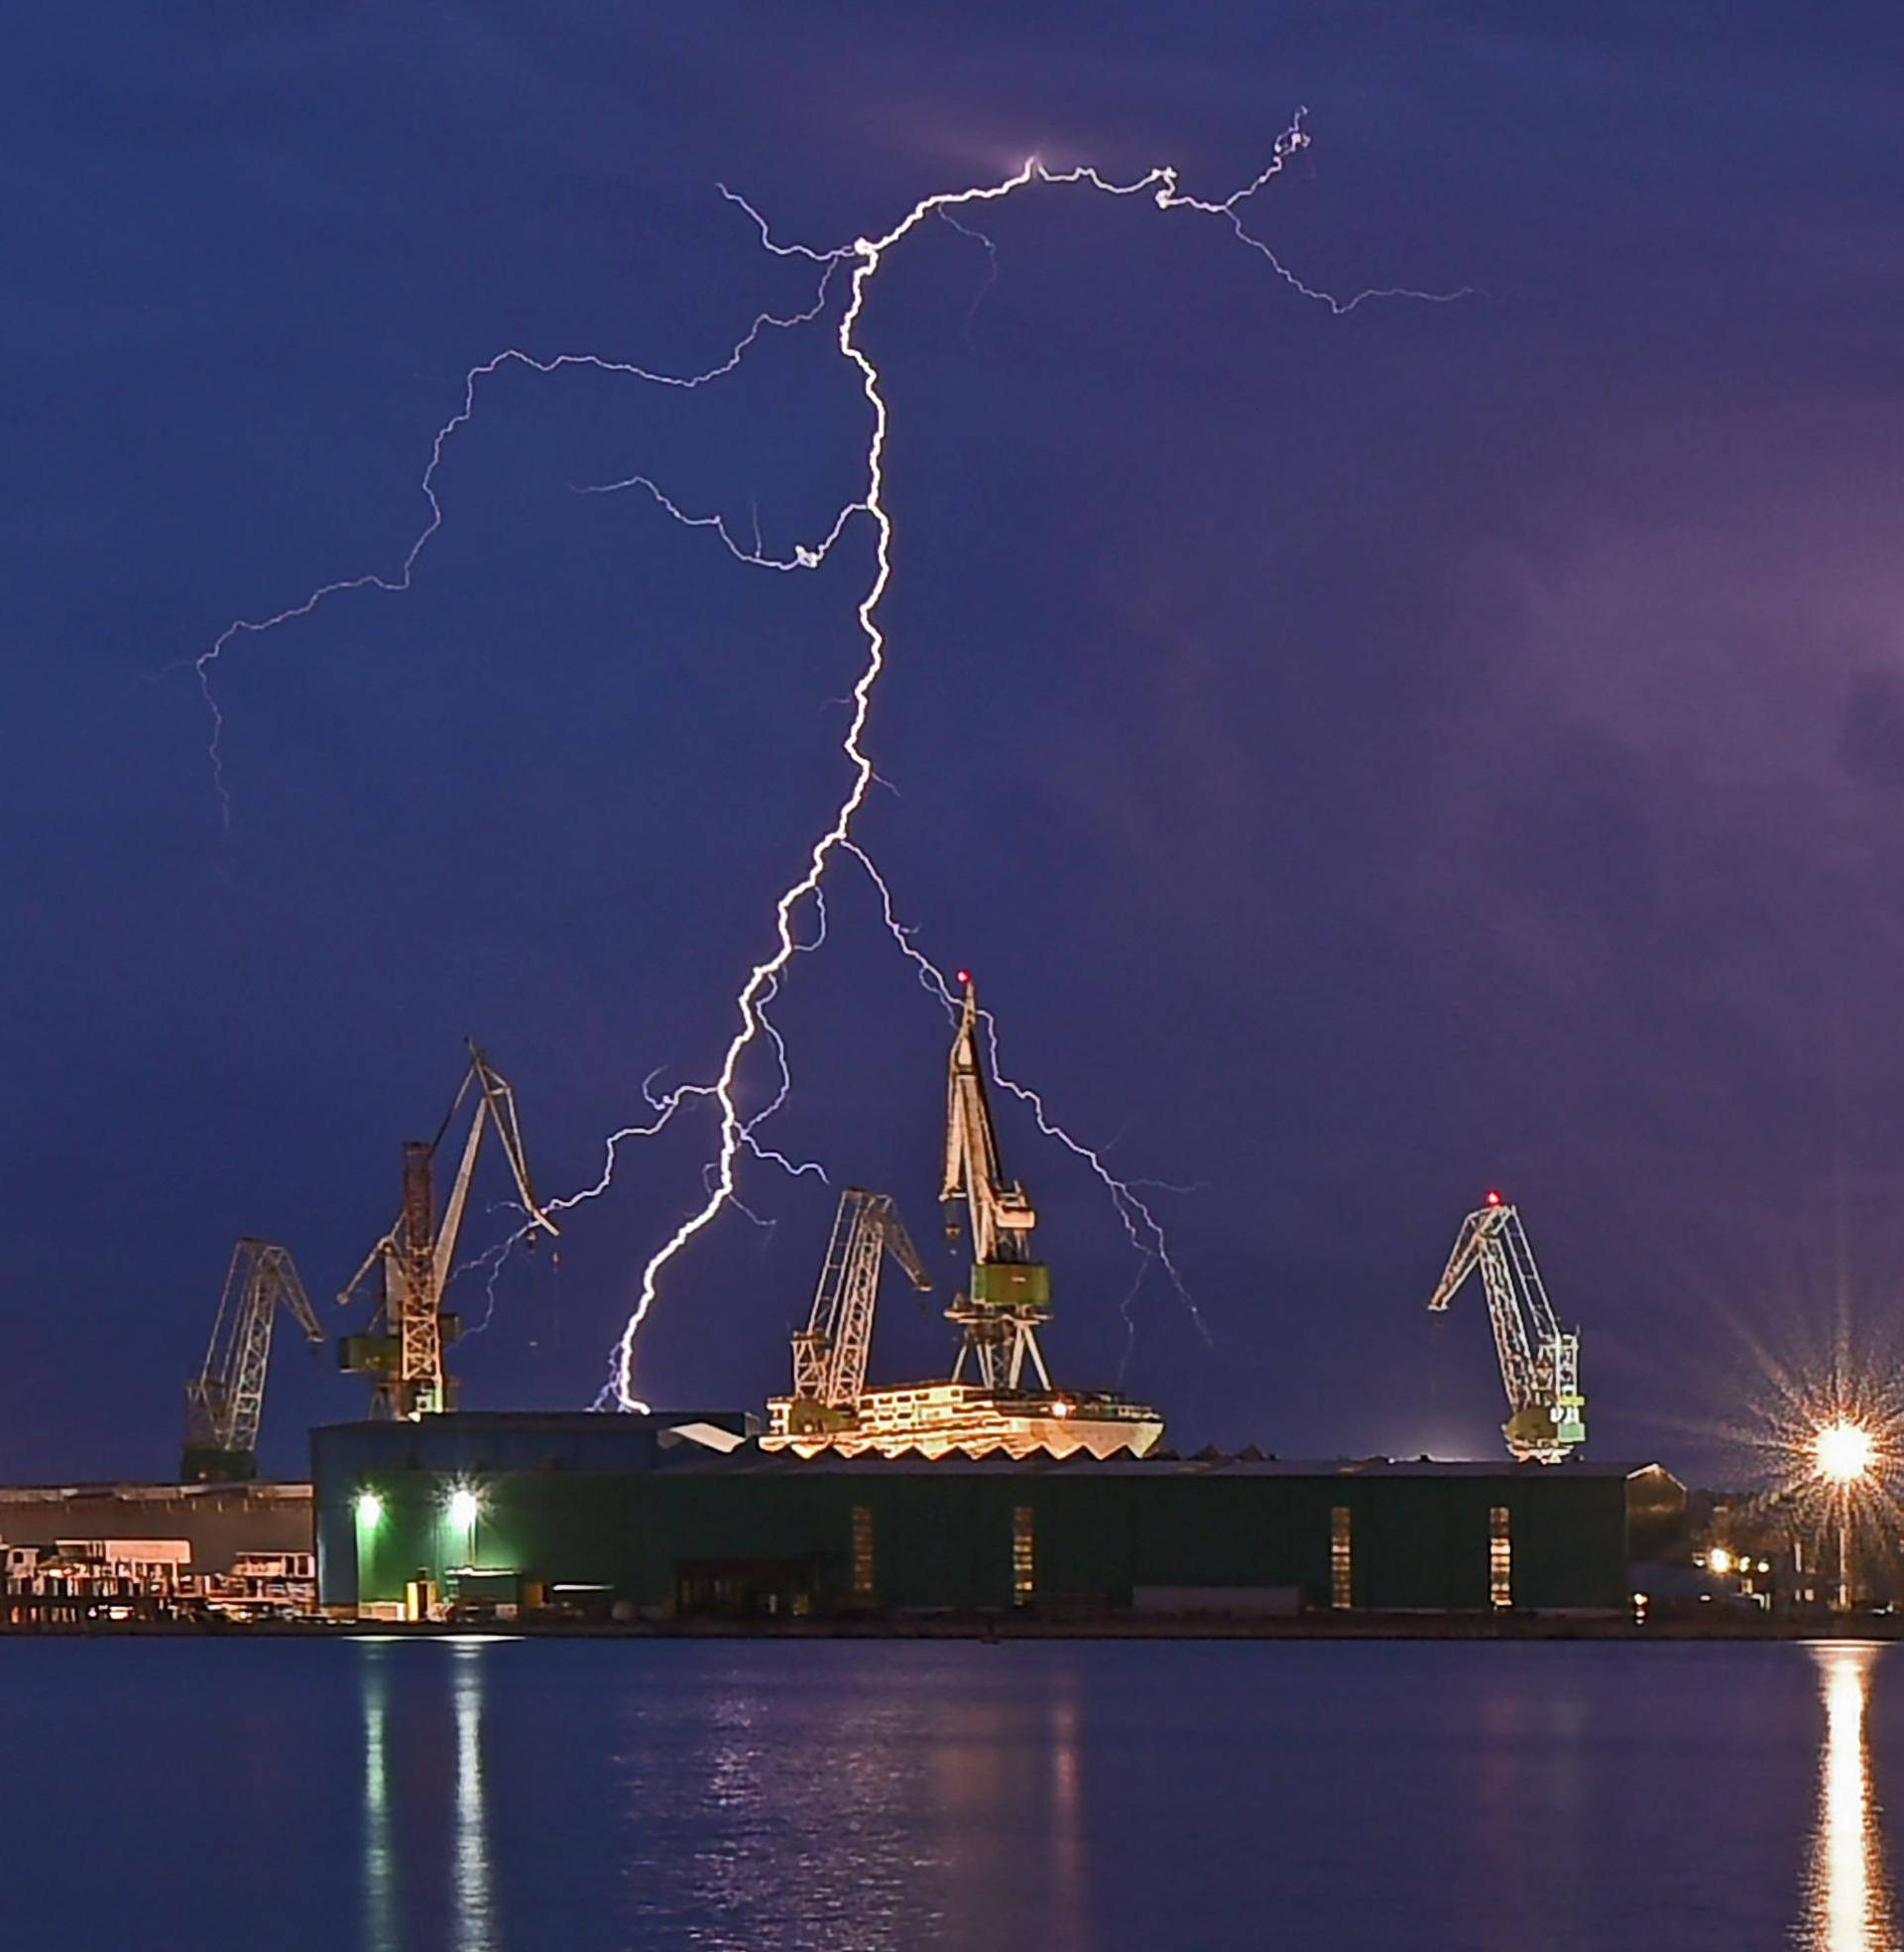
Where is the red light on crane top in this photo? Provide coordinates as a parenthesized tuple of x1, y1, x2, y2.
(956, 969, 971, 986)
(1484, 1189, 1503, 1207)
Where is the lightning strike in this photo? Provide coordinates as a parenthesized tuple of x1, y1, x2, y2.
(603, 116, 1459, 1406)
(456, 1231, 519, 1340)
(179, 111, 1458, 1408)
(935, 208, 1001, 345)
(842, 839, 1205, 1344)
(734, 976, 830, 1185)
(181, 275, 840, 828)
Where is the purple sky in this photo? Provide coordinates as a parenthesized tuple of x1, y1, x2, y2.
(5, 3, 1904, 1481)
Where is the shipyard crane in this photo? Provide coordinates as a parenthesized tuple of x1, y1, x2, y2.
(1426, 1192, 1587, 1464)
(181, 1240, 324, 1483)
(338, 1040, 557, 1420)
(782, 1188, 933, 1435)
(941, 974, 1054, 1392)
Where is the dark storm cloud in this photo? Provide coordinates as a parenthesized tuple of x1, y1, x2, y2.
(1839, 672, 1904, 792)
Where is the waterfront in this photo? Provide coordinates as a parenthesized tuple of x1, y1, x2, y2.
(5, 1638, 1897, 1949)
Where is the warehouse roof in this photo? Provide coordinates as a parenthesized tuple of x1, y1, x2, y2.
(311, 1414, 1678, 1489)
(0, 1482, 310, 1503)
(688, 1447, 1673, 1481)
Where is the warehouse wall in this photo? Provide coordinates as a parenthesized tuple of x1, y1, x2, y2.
(314, 1421, 1662, 1615)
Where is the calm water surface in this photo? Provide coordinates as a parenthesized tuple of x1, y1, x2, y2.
(6, 1636, 1895, 1950)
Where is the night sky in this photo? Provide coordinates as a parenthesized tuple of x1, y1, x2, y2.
(6, 4, 1903, 1483)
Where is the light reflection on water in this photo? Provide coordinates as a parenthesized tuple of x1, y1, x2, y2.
(611, 1657, 1091, 1952)
(1802, 1643, 1897, 1952)
(451, 1645, 496, 1952)
(356, 1640, 499, 1952)
(344, 1640, 1093, 1952)
(361, 1643, 397, 1952)
(301, 1639, 1904, 1952)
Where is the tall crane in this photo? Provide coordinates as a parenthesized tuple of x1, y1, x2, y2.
(1426, 1192, 1587, 1464)
(181, 1240, 324, 1483)
(941, 974, 1053, 1392)
(338, 1040, 557, 1420)
(782, 1188, 933, 1435)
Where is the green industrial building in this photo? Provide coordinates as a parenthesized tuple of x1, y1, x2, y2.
(313, 1413, 1682, 1619)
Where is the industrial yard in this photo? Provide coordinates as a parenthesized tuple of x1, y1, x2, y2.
(0, 980, 1737, 1636)
(16, 18, 1904, 1947)
(0, 915, 1868, 1640)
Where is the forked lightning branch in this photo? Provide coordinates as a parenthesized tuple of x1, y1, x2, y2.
(181, 113, 1458, 1417)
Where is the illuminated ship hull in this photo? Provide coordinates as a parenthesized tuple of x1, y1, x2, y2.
(764, 1381, 1164, 1460)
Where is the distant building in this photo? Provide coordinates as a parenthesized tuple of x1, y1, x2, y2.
(0, 1482, 315, 1622)
(0, 1481, 311, 1571)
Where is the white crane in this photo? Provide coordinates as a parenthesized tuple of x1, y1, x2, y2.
(941, 975, 1053, 1392)
(783, 1188, 933, 1434)
(338, 1040, 557, 1420)
(182, 1239, 324, 1482)
(1426, 1192, 1587, 1464)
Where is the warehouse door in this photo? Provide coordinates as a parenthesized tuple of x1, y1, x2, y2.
(673, 1557, 816, 1619)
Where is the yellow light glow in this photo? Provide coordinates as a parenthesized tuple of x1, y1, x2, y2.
(1709, 1546, 1733, 1576)
(1807, 1644, 1893, 1951)
(1816, 1422, 1876, 1485)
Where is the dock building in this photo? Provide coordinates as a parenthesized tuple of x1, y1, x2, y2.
(312, 1412, 1681, 1620)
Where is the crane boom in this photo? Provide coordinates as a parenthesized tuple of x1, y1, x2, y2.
(785, 1188, 932, 1431)
(431, 1046, 547, 1300)
(940, 976, 1052, 1393)
(338, 1039, 557, 1420)
(941, 977, 1037, 1264)
(1427, 1194, 1586, 1464)
(181, 1239, 323, 1483)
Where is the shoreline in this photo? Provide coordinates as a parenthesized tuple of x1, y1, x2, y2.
(0, 1612, 1892, 1643)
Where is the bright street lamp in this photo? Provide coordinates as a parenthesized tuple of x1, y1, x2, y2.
(1815, 1422, 1874, 1486)
(1813, 1421, 1875, 1611)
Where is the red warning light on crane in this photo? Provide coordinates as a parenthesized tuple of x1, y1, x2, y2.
(956, 969, 971, 986)
(1484, 1189, 1504, 1207)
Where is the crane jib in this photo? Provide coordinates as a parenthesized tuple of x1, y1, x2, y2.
(1424, 1200, 1587, 1465)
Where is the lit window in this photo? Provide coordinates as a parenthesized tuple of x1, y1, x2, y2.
(1012, 1506, 1035, 1605)
(852, 1505, 876, 1603)
(1489, 1505, 1511, 1609)
(1331, 1506, 1353, 1610)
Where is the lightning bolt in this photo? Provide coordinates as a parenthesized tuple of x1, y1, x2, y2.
(548, 890, 830, 1222)
(601, 118, 1450, 1407)
(935, 208, 1001, 347)
(453, 1227, 520, 1339)
(178, 276, 840, 829)
(177, 111, 1460, 1409)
